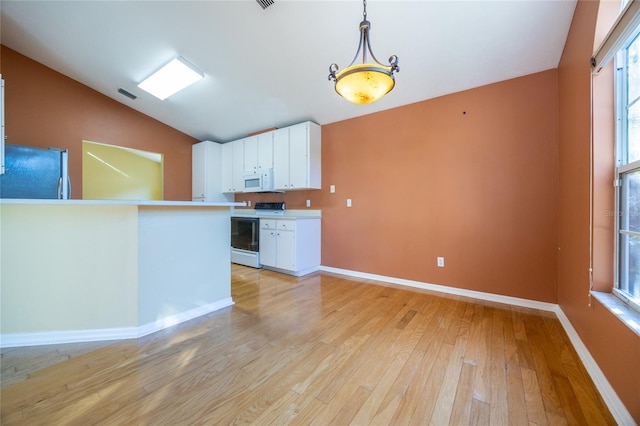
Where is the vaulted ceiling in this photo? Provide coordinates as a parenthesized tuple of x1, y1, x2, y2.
(1, 1, 577, 142)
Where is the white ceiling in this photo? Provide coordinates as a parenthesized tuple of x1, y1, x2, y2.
(1, 0, 577, 143)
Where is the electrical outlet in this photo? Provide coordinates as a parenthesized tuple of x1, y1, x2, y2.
(306, 199, 311, 207)
(347, 198, 352, 207)
(330, 185, 336, 193)
(437, 257, 445, 268)
(248, 200, 251, 207)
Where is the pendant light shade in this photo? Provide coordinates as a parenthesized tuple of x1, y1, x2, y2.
(328, 1, 399, 105)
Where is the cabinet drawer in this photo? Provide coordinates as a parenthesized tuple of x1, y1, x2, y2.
(277, 220, 296, 231)
(260, 219, 277, 229)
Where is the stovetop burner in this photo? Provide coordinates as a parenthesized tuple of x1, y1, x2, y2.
(255, 202, 285, 215)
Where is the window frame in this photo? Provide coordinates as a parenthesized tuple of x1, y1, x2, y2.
(614, 28, 640, 314)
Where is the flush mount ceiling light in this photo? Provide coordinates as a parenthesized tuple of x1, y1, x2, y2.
(138, 56, 204, 100)
(328, 0, 399, 105)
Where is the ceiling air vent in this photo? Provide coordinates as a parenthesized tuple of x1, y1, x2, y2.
(118, 88, 137, 100)
(256, 0, 274, 10)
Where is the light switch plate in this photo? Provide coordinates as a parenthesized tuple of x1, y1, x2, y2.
(306, 199, 311, 207)
(347, 198, 352, 207)
(330, 185, 336, 193)
(437, 257, 445, 267)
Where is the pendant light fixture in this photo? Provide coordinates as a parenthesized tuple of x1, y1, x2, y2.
(328, 0, 399, 105)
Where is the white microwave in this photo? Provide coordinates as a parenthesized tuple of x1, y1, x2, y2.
(243, 169, 274, 192)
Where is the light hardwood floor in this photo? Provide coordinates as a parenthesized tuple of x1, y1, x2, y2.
(1, 264, 615, 425)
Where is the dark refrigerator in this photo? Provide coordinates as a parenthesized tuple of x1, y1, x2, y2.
(0, 143, 70, 199)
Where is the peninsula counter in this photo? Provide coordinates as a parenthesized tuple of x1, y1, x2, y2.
(0, 199, 244, 347)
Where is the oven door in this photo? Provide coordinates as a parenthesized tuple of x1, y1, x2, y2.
(231, 217, 259, 252)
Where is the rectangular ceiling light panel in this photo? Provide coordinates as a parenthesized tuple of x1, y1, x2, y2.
(138, 57, 204, 100)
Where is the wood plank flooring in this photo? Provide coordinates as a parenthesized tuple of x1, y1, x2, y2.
(1, 264, 615, 425)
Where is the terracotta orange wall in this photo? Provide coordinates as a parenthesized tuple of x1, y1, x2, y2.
(557, 0, 639, 421)
(0, 46, 195, 200)
(237, 69, 559, 303)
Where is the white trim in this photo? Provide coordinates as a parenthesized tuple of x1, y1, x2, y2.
(0, 298, 234, 348)
(554, 308, 636, 426)
(318, 265, 635, 425)
(318, 265, 557, 311)
(136, 298, 234, 338)
(618, 158, 640, 174)
(263, 265, 320, 278)
(0, 198, 244, 207)
(0, 327, 139, 348)
(592, 0, 640, 74)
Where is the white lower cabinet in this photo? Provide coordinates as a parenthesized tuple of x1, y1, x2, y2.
(259, 218, 321, 276)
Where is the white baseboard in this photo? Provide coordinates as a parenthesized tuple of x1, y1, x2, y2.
(0, 326, 139, 348)
(554, 308, 636, 426)
(318, 265, 635, 426)
(0, 297, 235, 348)
(318, 266, 557, 311)
(263, 265, 320, 277)
(136, 298, 235, 338)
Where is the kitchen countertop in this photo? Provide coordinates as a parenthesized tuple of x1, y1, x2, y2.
(231, 209, 321, 219)
(0, 199, 246, 207)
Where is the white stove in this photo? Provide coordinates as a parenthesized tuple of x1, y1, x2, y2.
(231, 202, 285, 268)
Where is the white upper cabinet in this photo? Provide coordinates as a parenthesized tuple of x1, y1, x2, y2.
(192, 141, 231, 202)
(218, 121, 320, 193)
(274, 121, 321, 191)
(244, 133, 273, 174)
(232, 140, 244, 191)
(257, 132, 273, 171)
(192, 142, 208, 199)
(221, 142, 233, 193)
(243, 136, 258, 174)
(221, 140, 244, 193)
(273, 127, 290, 190)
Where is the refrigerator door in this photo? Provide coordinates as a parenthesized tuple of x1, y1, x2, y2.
(0, 144, 70, 199)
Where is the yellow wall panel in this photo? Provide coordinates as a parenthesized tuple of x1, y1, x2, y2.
(82, 140, 163, 200)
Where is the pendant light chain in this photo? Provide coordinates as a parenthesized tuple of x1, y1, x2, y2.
(363, 0, 367, 20)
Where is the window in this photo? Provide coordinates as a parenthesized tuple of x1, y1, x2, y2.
(615, 29, 640, 313)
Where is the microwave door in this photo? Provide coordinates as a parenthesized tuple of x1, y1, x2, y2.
(244, 176, 261, 192)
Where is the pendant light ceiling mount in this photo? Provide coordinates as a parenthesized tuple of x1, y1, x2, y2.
(328, 0, 399, 105)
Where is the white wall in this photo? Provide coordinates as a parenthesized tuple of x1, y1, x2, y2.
(137, 206, 231, 325)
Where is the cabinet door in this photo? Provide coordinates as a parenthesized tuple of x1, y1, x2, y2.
(259, 226, 277, 267)
(192, 142, 207, 199)
(276, 230, 296, 270)
(288, 122, 308, 190)
(257, 132, 273, 171)
(273, 127, 290, 190)
(243, 136, 258, 174)
(221, 142, 234, 193)
(232, 140, 245, 192)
